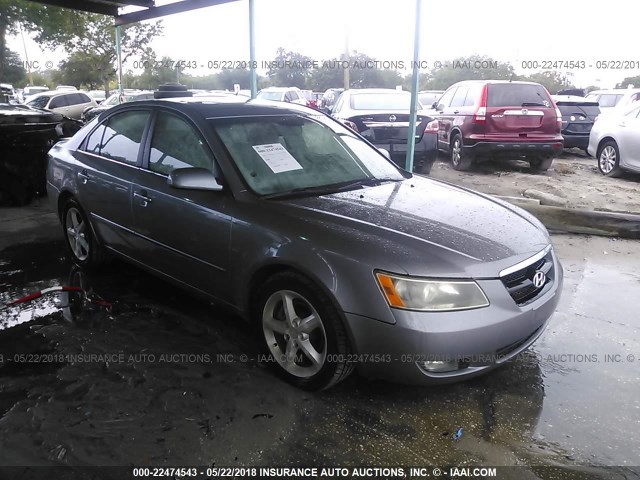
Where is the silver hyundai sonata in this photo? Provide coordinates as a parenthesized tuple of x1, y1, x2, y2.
(47, 96, 563, 390)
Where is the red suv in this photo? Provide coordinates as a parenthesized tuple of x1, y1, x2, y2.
(432, 80, 563, 171)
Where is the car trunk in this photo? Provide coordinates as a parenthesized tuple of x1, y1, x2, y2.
(485, 84, 557, 138)
(555, 100, 600, 135)
(348, 113, 431, 144)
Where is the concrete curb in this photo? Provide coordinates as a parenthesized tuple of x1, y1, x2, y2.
(496, 196, 640, 239)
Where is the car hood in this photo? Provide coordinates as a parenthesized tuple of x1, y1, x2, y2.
(277, 176, 550, 278)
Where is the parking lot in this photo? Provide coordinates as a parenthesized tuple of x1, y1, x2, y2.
(1, 202, 638, 474)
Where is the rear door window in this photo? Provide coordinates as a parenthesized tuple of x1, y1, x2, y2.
(99, 110, 150, 165)
(487, 84, 552, 108)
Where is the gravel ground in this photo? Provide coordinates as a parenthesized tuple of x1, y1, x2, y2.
(429, 149, 640, 214)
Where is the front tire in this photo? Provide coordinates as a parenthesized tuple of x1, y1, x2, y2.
(62, 199, 104, 268)
(255, 272, 354, 390)
(450, 134, 473, 171)
(597, 141, 623, 177)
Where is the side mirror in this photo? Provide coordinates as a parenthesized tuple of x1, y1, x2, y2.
(168, 167, 223, 191)
(378, 148, 391, 159)
(432, 102, 438, 110)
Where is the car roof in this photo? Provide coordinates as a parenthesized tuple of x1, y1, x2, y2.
(259, 87, 296, 92)
(30, 90, 85, 98)
(451, 80, 544, 87)
(343, 88, 411, 95)
(105, 96, 322, 119)
(587, 88, 640, 94)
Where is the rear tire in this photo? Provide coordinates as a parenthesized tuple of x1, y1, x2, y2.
(61, 198, 104, 268)
(597, 141, 623, 177)
(255, 272, 354, 390)
(529, 156, 554, 172)
(450, 134, 473, 171)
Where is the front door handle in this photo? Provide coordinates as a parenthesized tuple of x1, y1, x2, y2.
(77, 170, 89, 184)
(134, 191, 152, 207)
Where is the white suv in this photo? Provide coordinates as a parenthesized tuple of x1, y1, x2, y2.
(585, 88, 640, 114)
(25, 90, 97, 119)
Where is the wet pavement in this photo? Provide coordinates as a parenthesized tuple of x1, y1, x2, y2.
(0, 206, 639, 477)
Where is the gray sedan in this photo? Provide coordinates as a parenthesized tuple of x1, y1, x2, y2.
(588, 103, 640, 177)
(47, 97, 563, 390)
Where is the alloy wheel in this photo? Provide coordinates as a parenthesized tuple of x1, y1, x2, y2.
(599, 145, 617, 174)
(65, 207, 90, 261)
(262, 290, 327, 378)
(452, 138, 462, 166)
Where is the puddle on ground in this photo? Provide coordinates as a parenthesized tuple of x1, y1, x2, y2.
(0, 238, 634, 476)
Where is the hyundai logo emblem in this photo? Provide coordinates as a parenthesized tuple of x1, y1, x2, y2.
(532, 271, 546, 289)
(389, 115, 397, 122)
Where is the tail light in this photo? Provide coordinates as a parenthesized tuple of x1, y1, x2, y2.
(472, 85, 488, 124)
(555, 107, 563, 132)
(424, 119, 439, 133)
(594, 115, 599, 123)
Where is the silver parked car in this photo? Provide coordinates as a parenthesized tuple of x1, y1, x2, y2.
(587, 103, 640, 177)
(47, 97, 563, 390)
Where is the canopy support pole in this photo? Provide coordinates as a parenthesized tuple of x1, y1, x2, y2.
(405, 0, 422, 172)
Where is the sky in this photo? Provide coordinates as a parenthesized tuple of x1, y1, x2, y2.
(8, 0, 640, 88)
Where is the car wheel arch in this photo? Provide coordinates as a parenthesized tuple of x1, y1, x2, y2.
(449, 128, 463, 149)
(57, 190, 75, 220)
(597, 136, 617, 157)
(247, 261, 341, 319)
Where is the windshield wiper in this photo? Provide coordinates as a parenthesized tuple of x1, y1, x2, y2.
(521, 102, 546, 107)
(262, 178, 399, 200)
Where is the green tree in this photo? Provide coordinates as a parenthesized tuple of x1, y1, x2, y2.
(421, 55, 517, 90)
(521, 70, 574, 94)
(45, 14, 162, 94)
(616, 75, 640, 88)
(266, 47, 313, 88)
(0, 0, 83, 79)
(53, 52, 112, 89)
(1, 48, 26, 84)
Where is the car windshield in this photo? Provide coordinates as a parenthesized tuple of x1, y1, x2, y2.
(26, 95, 49, 109)
(257, 91, 284, 101)
(350, 93, 422, 110)
(211, 114, 405, 196)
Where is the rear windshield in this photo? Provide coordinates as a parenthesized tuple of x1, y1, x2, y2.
(350, 93, 422, 110)
(598, 94, 623, 108)
(557, 104, 600, 117)
(257, 91, 284, 101)
(487, 84, 552, 108)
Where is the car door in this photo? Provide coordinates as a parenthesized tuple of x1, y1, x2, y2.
(433, 87, 457, 151)
(68, 93, 93, 119)
(616, 105, 640, 169)
(75, 109, 151, 256)
(48, 94, 71, 116)
(131, 109, 232, 299)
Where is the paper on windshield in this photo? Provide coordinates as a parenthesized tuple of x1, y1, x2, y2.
(252, 143, 303, 174)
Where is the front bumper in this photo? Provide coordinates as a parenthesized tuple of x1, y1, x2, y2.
(343, 256, 563, 385)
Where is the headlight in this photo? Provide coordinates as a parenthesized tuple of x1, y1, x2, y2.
(376, 273, 489, 312)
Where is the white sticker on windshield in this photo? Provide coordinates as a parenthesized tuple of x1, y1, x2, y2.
(252, 143, 303, 174)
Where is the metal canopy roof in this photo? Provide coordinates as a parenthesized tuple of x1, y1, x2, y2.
(28, 0, 240, 25)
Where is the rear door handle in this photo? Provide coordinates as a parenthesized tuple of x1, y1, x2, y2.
(77, 170, 89, 184)
(134, 191, 152, 207)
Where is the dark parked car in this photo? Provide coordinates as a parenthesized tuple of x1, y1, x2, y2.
(47, 96, 562, 390)
(329, 88, 438, 173)
(432, 80, 564, 171)
(0, 104, 81, 205)
(552, 95, 600, 152)
(81, 91, 155, 123)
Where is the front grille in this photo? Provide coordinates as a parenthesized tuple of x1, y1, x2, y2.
(501, 249, 554, 306)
